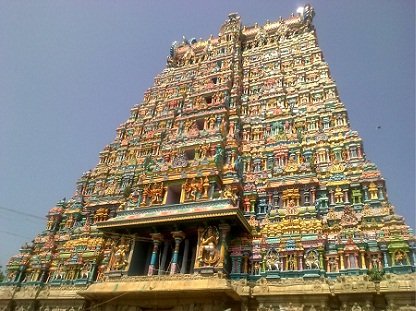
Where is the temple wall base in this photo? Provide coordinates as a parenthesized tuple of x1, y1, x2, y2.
(1, 275, 415, 311)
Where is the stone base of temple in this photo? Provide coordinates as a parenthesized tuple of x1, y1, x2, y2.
(0, 285, 86, 311)
(1, 274, 415, 311)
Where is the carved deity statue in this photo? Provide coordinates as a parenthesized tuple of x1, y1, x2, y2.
(253, 261, 261, 275)
(80, 263, 91, 279)
(368, 182, 378, 200)
(222, 185, 237, 202)
(266, 250, 281, 271)
(334, 186, 343, 204)
(244, 197, 252, 213)
(304, 250, 320, 269)
(394, 250, 408, 265)
(287, 254, 296, 270)
(198, 227, 220, 266)
(287, 198, 297, 214)
(198, 144, 210, 159)
(150, 182, 165, 204)
(328, 257, 339, 272)
(112, 240, 130, 270)
(351, 303, 362, 311)
(183, 179, 193, 201)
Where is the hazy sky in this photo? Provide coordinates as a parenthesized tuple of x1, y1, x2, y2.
(0, 1, 414, 269)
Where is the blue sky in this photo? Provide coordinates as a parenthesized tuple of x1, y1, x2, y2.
(0, 1, 414, 269)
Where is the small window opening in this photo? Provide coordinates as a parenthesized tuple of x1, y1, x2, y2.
(185, 149, 195, 160)
(196, 118, 205, 130)
(166, 184, 181, 205)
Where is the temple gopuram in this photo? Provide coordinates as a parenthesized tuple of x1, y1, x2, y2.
(1, 5, 415, 311)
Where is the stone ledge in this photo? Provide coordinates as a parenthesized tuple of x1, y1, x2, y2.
(78, 275, 240, 301)
(0, 286, 14, 300)
(37, 286, 87, 300)
(231, 274, 416, 297)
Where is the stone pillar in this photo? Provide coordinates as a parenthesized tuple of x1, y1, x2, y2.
(363, 186, 369, 201)
(170, 231, 185, 275)
(261, 249, 267, 273)
(268, 192, 273, 206)
(159, 240, 170, 275)
(209, 180, 216, 199)
(329, 190, 335, 205)
(89, 263, 97, 283)
(282, 255, 287, 271)
(339, 251, 345, 270)
(343, 189, 349, 203)
(298, 253, 303, 270)
(247, 157, 252, 172)
(226, 150, 232, 166)
(231, 255, 241, 274)
(382, 250, 390, 268)
(391, 251, 397, 266)
(273, 192, 280, 208)
(136, 189, 143, 208)
(217, 224, 231, 270)
(242, 253, 249, 274)
(40, 269, 47, 283)
(378, 184, 385, 200)
(354, 254, 359, 269)
(148, 233, 162, 276)
(360, 250, 367, 269)
(250, 199, 256, 213)
(310, 187, 316, 203)
(304, 189, 310, 205)
(411, 246, 416, 267)
(319, 250, 324, 270)
(355, 145, 361, 158)
(231, 149, 237, 167)
(194, 227, 205, 269)
(180, 183, 186, 203)
(258, 195, 267, 214)
(180, 239, 190, 274)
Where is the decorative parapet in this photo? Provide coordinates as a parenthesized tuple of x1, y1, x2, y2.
(231, 274, 416, 298)
(97, 199, 250, 231)
(251, 277, 330, 296)
(0, 285, 87, 311)
(378, 273, 416, 293)
(0, 286, 14, 302)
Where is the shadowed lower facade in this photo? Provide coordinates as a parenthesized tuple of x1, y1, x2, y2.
(1, 5, 415, 311)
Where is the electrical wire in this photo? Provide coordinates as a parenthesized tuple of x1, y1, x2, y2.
(84, 291, 131, 311)
(0, 205, 44, 221)
(0, 230, 32, 240)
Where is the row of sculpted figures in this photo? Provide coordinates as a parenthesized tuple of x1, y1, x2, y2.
(3, 222, 415, 286)
(230, 237, 416, 278)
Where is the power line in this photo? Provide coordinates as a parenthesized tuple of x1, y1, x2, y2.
(0, 205, 45, 221)
(0, 230, 33, 240)
(0, 213, 43, 224)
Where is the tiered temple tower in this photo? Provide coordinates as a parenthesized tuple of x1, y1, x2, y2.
(1, 5, 415, 311)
